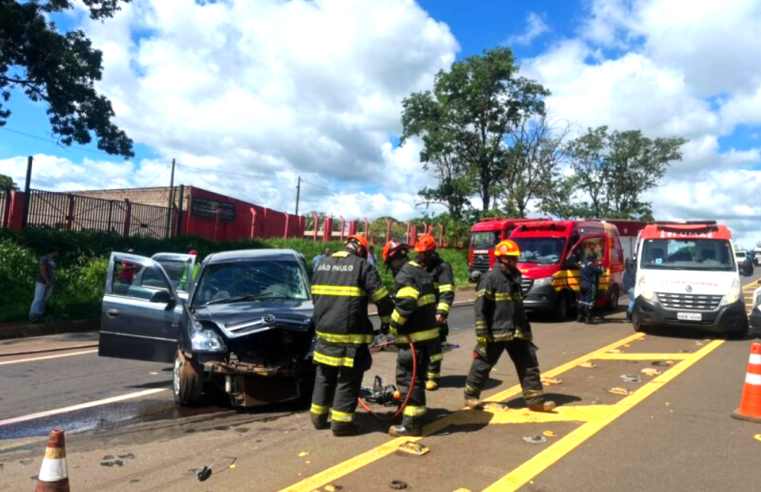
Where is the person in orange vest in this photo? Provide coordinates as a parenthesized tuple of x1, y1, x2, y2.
(413, 234, 455, 391)
(464, 240, 556, 412)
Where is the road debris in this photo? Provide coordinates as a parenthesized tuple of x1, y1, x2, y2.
(452, 489, 472, 492)
(641, 368, 662, 377)
(484, 402, 509, 412)
(197, 466, 212, 482)
(590, 399, 602, 405)
(542, 430, 557, 438)
(620, 374, 642, 383)
(522, 435, 548, 444)
(580, 362, 597, 369)
(100, 459, 124, 467)
(754, 434, 761, 442)
(298, 451, 310, 458)
(608, 349, 623, 354)
(541, 377, 563, 386)
(397, 442, 430, 456)
(609, 387, 632, 396)
(652, 360, 674, 367)
(390, 480, 409, 490)
(323, 485, 343, 492)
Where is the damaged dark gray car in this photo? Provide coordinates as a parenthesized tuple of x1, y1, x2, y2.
(98, 249, 315, 407)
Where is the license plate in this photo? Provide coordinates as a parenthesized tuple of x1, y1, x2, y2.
(677, 312, 702, 321)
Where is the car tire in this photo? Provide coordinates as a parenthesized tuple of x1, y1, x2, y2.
(632, 310, 648, 333)
(173, 350, 203, 406)
(551, 292, 568, 322)
(727, 318, 750, 340)
(606, 285, 620, 312)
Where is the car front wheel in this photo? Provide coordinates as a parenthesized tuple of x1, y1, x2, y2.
(173, 350, 203, 406)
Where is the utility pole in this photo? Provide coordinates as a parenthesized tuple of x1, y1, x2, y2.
(165, 158, 176, 238)
(295, 176, 302, 216)
(22, 156, 33, 229)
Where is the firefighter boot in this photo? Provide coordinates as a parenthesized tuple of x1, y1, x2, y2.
(528, 400, 557, 412)
(465, 397, 483, 410)
(332, 423, 364, 437)
(425, 380, 439, 391)
(389, 425, 422, 437)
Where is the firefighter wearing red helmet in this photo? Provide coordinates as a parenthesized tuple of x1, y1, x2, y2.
(413, 234, 455, 392)
(310, 234, 394, 436)
(464, 240, 556, 412)
(383, 240, 441, 437)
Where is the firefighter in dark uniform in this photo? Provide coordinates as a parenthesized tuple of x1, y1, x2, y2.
(464, 240, 556, 412)
(383, 241, 442, 437)
(413, 234, 455, 392)
(578, 252, 604, 324)
(310, 235, 394, 436)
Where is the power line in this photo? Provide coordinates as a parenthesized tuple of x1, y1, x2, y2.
(0, 126, 120, 158)
(142, 164, 172, 187)
(175, 162, 271, 180)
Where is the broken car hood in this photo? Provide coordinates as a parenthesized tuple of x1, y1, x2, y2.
(193, 299, 314, 339)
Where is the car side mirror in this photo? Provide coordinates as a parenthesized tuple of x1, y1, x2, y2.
(150, 290, 174, 304)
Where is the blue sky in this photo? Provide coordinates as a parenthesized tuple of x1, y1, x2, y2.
(1, 0, 760, 246)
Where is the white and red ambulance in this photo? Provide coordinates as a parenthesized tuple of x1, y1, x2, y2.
(632, 221, 749, 337)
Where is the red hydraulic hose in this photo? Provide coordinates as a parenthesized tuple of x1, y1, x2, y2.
(359, 340, 416, 422)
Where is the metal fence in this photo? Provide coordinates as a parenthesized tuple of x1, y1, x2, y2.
(25, 189, 172, 239)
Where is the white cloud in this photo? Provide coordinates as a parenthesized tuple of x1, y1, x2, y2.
(508, 12, 550, 46)
(520, 1, 761, 247)
(83, 0, 457, 192)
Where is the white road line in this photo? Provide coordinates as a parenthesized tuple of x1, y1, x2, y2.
(0, 349, 98, 366)
(0, 388, 169, 427)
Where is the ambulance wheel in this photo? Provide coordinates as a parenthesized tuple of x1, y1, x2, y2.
(727, 318, 749, 340)
(632, 311, 648, 334)
(551, 292, 569, 322)
(173, 350, 203, 406)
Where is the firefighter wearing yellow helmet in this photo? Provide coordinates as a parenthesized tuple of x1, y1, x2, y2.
(464, 240, 556, 412)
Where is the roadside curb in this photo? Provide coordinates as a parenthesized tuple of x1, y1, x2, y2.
(0, 319, 100, 341)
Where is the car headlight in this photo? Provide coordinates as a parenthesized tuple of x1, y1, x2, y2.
(638, 276, 654, 301)
(722, 278, 741, 306)
(191, 329, 226, 352)
(533, 277, 553, 287)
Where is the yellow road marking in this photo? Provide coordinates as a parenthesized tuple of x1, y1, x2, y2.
(277, 333, 644, 492)
(455, 405, 617, 425)
(481, 339, 724, 492)
(591, 353, 690, 361)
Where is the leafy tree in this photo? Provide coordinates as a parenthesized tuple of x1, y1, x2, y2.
(0, 173, 18, 190)
(559, 126, 686, 219)
(500, 113, 569, 218)
(538, 176, 581, 219)
(1, 0, 134, 157)
(402, 47, 549, 214)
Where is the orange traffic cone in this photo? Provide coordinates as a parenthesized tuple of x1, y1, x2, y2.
(732, 343, 761, 423)
(36, 429, 70, 492)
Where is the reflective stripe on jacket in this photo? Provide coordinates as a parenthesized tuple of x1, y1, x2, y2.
(311, 248, 394, 367)
(390, 260, 442, 358)
(474, 266, 532, 343)
(423, 253, 455, 317)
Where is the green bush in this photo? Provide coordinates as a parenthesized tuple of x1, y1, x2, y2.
(0, 229, 470, 323)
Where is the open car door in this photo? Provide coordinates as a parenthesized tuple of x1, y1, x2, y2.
(151, 253, 197, 300)
(99, 252, 184, 364)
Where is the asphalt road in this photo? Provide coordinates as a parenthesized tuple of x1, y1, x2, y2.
(1, 276, 760, 492)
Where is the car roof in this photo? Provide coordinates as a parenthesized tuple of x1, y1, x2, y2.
(205, 249, 303, 264)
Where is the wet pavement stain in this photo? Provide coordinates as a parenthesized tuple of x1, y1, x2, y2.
(118, 453, 136, 460)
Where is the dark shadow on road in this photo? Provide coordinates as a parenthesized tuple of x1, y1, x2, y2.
(503, 393, 583, 409)
(439, 375, 503, 391)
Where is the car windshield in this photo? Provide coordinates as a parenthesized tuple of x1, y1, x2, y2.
(513, 238, 566, 264)
(192, 260, 309, 306)
(154, 259, 191, 292)
(641, 239, 736, 271)
(471, 231, 501, 249)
